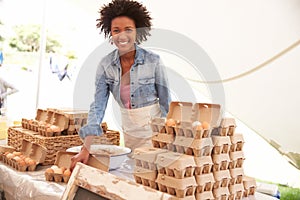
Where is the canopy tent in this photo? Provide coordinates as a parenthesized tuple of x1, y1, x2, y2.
(1, 0, 299, 187)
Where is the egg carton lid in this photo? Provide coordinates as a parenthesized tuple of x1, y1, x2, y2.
(155, 151, 196, 169)
(213, 169, 231, 181)
(156, 174, 197, 189)
(195, 173, 215, 185)
(54, 151, 110, 172)
(229, 183, 244, 194)
(212, 153, 231, 163)
(229, 151, 245, 160)
(220, 118, 236, 128)
(133, 147, 168, 162)
(0, 145, 16, 154)
(134, 166, 157, 180)
(243, 176, 257, 189)
(51, 112, 69, 130)
(213, 186, 230, 198)
(166, 101, 193, 121)
(212, 136, 232, 146)
(229, 167, 244, 178)
(191, 103, 221, 127)
(194, 156, 213, 166)
(152, 133, 174, 143)
(35, 109, 48, 122)
(21, 139, 46, 164)
(195, 191, 214, 200)
(230, 134, 244, 144)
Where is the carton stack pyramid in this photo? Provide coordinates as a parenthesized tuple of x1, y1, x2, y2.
(133, 101, 256, 200)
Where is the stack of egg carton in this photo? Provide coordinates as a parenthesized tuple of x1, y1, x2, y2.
(215, 118, 256, 199)
(133, 101, 256, 200)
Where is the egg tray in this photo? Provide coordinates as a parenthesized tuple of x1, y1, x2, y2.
(155, 152, 196, 179)
(212, 187, 230, 200)
(175, 121, 211, 139)
(212, 170, 231, 189)
(228, 183, 244, 200)
(242, 176, 256, 197)
(133, 147, 168, 171)
(173, 137, 213, 157)
(92, 129, 120, 146)
(194, 173, 215, 193)
(150, 117, 167, 133)
(228, 151, 245, 169)
(1, 140, 46, 172)
(156, 174, 197, 198)
(194, 156, 214, 175)
(195, 191, 214, 200)
(38, 124, 62, 137)
(211, 136, 231, 155)
(152, 133, 175, 151)
(229, 168, 244, 185)
(229, 134, 244, 152)
(211, 154, 231, 172)
(134, 166, 158, 190)
(7, 126, 83, 165)
(0, 145, 16, 161)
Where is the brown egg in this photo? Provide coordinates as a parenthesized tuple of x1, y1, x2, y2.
(13, 151, 22, 156)
(166, 118, 176, 126)
(6, 153, 15, 159)
(60, 166, 67, 173)
(63, 169, 72, 177)
(50, 125, 61, 132)
(202, 121, 210, 129)
(54, 168, 63, 175)
(51, 165, 59, 170)
(28, 159, 36, 166)
(45, 168, 54, 174)
(18, 160, 27, 166)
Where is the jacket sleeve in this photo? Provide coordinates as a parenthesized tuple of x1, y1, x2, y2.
(155, 57, 171, 117)
(79, 63, 110, 139)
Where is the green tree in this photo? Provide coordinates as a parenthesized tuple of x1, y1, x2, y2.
(9, 24, 62, 52)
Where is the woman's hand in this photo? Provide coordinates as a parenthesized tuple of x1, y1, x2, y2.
(70, 146, 90, 171)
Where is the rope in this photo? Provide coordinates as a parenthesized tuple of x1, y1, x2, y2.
(187, 38, 300, 84)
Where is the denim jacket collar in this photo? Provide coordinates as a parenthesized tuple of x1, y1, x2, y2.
(111, 44, 145, 67)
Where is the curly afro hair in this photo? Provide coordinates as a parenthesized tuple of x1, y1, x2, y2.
(96, 0, 152, 44)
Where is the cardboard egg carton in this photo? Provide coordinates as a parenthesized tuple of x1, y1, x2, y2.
(133, 147, 168, 170)
(155, 152, 196, 178)
(45, 151, 110, 183)
(1, 140, 46, 171)
(166, 102, 194, 135)
(229, 134, 244, 152)
(243, 176, 256, 197)
(212, 186, 230, 200)
(0, 145, 16, 161)
(173, 136, 213, 157)
(150, 117, 167, 133)
(175, 121, 211, 139)
(156, 174, 197, 198)
(229, 168, 244, 185)
(194, 156, 213, 175)
(134, 166, 158, 190)
(228, 183, 244, 200)
(213, 170, 231, 189)
(229, 151, 245, 169)
(152, 132, 175, 151)
(211, 153, 231, 172)
(195, 173, 215, 193)
(195, 191, 214, 200)
(191, 103, 221, 129)
(211, 118, 236, 137)
(211, 136, 231, 154)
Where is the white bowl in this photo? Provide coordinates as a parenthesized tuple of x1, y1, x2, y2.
(67, 144, 131, 170)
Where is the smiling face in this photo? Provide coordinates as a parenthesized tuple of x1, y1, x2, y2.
(111, 16, 137, 54)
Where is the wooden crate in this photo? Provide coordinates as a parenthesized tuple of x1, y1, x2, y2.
(7, 126, 83, 165)
(62, 162, 172, 200)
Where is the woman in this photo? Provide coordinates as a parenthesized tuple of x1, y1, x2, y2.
(71, 0, 171, 169)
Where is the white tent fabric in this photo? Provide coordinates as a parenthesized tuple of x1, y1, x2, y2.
(1, 0, 300, 187)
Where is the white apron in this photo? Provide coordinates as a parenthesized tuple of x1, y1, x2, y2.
(120, 103, 161, 153)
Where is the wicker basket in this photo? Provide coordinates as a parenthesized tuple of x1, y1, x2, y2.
(7, 126, 83, 165)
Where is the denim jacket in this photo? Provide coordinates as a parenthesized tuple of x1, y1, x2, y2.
(79, 45, 171, 139)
